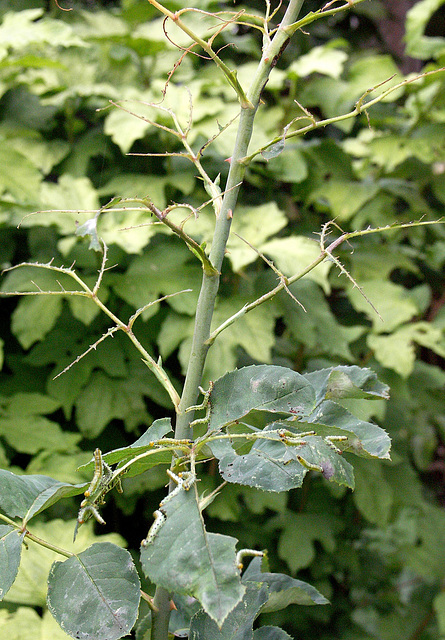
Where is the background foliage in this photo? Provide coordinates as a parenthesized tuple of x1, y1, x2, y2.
(0, 0, 444, 638)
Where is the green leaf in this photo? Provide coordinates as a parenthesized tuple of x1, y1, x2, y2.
(212, 429, 355, 491)
(264, 146, 308, 182)
(99, 174, 172, 209)
(369, 322, 445, 378)
(260, 236, 332, 293)
(405, 0, 445, 59)
(27, 451, 92, 484)
(262, 136, 286, 160)
(5, 134, 69, 176)
(0, 606, 72, 640)
(352, 458, 393, 526)
(347, 281, 419, 332)
(4, 519, 126, 607)
(0, 415, 80, 455)
(280, 280, 355, 360)
(253, 627, 293, 640)
(4, 391, 60, 415)
(310, 180, 380, 221)
(0, 393, 80, 454)
(433, 590, 445, 636)
(226, 202, 288, 272)
(207, 365, 316, 432)
(110, 240, 200, 317)
(289, 44, 348, 79)
(212, 434, 307, 492)
(346, 55, 404, 102)
(304, 365, 390, 404)
(74, 369, 152, 438)
(10, 295, 63, 349)
(364, 133, 442, 171)
(35, 175, 100, 235)
(0, 146, 42, 204)
(104, 101, 152, 153)
(0, 469, 84, 523)
(75, 215, 101, 251)
(243, 556, 329, 610)
(163, 299, 279, 383)
(77, 418, 173, 478)
(307, 400, 391, 459)
(276, 512, 343, 573)
(403, 503, 445, 578)
(140, 478, 245, 627)
(189, 582, 269, 639)
(0, 9, 87, 49)
(0, 525, 25, 601)
(47, 543, 140, 640)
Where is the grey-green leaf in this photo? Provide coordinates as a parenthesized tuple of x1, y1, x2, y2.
(307, 401, 391, 459)
(253, 627, 293, 640)
(140, 480, 244, 627)
(47, 542, 140, 640)
(212, 436, 307, 492)
(242, 556, 329, 611)
(303, 365, 389, 404)
(0, 525, 25, 601)
(77, 417, 173, 477)
(0, 470, 84, 523)
(212, 428, 354, 491)
(207, 365, 316, 432)
(189, 582, 269, 640)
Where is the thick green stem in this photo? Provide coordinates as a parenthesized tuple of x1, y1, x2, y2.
(150, 3, 307, 640)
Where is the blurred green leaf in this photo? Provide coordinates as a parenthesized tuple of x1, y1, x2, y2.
(276, 512, 343, 573)
(261, 236, 332, 293)
(0, 147, 42, 204)
(405, 0, 445, 59)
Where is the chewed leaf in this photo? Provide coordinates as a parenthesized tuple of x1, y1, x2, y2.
(76, 215, 101, 252)
(140, 476, 244, 627)
(211, 428, 354, 491)
(208, 365, 316, 432)
(307, 400, 391, 459)
(304, 365, 390, 404)
(212, 436, 306, 492)
(243, 556, 329, 609)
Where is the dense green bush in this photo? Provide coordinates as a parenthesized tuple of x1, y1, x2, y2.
(0, 0, 444, 638)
